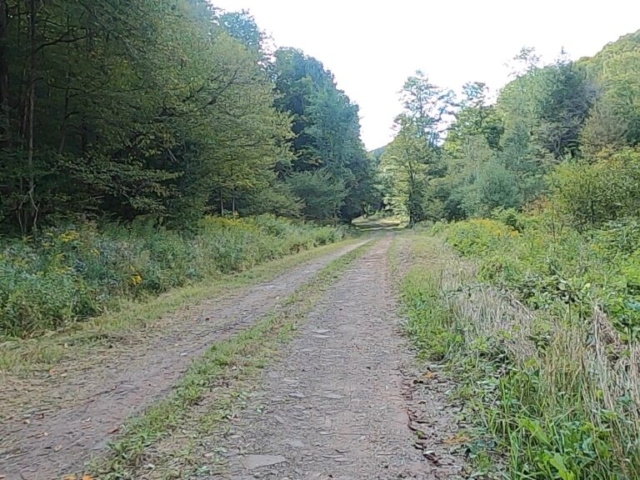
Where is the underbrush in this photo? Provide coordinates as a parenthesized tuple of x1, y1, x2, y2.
(402, 236, 640, 479)
(0, 215, 344, 337)
(445, 213, 640, 340)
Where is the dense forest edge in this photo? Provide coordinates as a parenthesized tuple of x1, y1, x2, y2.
(387, 31, 640, 479)
(0, 1, 378, 337)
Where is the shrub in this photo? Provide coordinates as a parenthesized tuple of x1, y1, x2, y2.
(548, 148, 640, 230)
(0, 215, 345, 337)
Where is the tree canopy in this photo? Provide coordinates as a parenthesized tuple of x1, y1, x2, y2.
(379, 30, 640, 225)
(0, 1, 376, 234)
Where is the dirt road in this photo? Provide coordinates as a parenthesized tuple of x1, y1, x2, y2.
(0, 241, 367, 479)
(205, 236, 466, 479)
(1, 235, 466, 479)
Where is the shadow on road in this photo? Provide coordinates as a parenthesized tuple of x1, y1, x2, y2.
(351, 217, 407, 232)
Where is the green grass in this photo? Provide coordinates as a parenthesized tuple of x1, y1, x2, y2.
(0, 215, 345, 338)
(93, 240, 375, 479)
(401, 233, 640, 479)
(0, 238, 362, 373)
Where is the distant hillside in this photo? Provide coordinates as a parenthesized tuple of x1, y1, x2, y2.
(370, 145, 387, 161)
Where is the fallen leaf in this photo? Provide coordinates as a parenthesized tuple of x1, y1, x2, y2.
(62, 475, 77, 480)
(443, 434, 470, 445)
(107, 426, 119, 434)
(82, 475, 93, 480)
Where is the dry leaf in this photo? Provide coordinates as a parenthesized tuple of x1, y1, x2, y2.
(62, 475, 77, 480)
(443, 434, 470, 445)
(82, 475, 94, 480)
(107, 426, 120, 434)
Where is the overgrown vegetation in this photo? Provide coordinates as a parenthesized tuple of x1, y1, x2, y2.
(0, 216, 344, 338)
(385, 29, 640, 480)
(0, 1, 382, 339)
(402, 234, 640, 479)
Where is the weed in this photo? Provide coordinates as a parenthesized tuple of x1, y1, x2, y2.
(0, 215, 345, 338)
(401, 235, 640, 479)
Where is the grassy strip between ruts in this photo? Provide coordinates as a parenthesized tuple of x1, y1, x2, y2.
(91, 239, 376, 480)
(0, 238, 364, 374)
(401, 233, 640, 479)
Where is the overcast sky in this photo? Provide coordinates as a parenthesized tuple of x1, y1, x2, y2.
(212, 0, 640, 150)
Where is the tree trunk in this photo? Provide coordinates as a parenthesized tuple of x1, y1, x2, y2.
(0, 0, 9, 147)
(25, 0, 38, 234)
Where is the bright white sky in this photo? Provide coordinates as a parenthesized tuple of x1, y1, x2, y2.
(213, 0, 640, 150)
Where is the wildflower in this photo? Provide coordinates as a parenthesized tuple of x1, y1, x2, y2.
(60, 231, 79, 243)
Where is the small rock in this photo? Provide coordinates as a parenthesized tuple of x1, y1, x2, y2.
(323, 393, 343, 399)
(285, 439, 305, 448)
(242, 454, 286, 470)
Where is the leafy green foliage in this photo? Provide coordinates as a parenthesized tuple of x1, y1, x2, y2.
(0, 2, 376, 233)
(286, 170, 347, 222)
(271, 48, 376, 222)
(380, 34, 640, 223)
(389, 29, 640, 480)
(402, 235, 640, 480)
(0, 216, 344, 337)
(549, 149, 640, 229)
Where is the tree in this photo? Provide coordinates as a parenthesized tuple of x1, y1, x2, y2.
(271, 47, 376, 222)
(380, 121, 432, 225)
(445, 82, 504, 156)
(0, 1, 294, 232)
(400, 71, 455, 148)
(287, 170, 347, 222)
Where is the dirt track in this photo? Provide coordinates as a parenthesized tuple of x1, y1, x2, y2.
(206, 236, 466, 479)
(0, 241, 367, 479)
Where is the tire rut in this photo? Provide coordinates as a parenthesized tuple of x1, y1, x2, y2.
(0, 241, 368, 480)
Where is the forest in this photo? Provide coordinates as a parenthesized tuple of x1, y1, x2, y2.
(0, 0, 378, 231)
(388, 31, 640, 479)
(0, 0, 377, 336)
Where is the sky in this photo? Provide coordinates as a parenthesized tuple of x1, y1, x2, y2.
(212, 0, 640, 150)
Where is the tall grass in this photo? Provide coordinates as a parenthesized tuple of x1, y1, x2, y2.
(402, 235, 640, 479)
(0, 215, 344, 337)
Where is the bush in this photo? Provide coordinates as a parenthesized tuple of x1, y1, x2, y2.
(549, 148, 640, 230)
(0, 215, 345, 337)
(446, 219, 519, 257)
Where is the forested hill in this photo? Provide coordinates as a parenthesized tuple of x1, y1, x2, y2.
(379, 30, 640, 226)
(0, 1, 378, 234)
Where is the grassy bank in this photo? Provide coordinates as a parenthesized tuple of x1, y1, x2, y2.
(97, 240, 374, 479)
(0, 215, 344, 338)
(401, 231, 640, 479)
